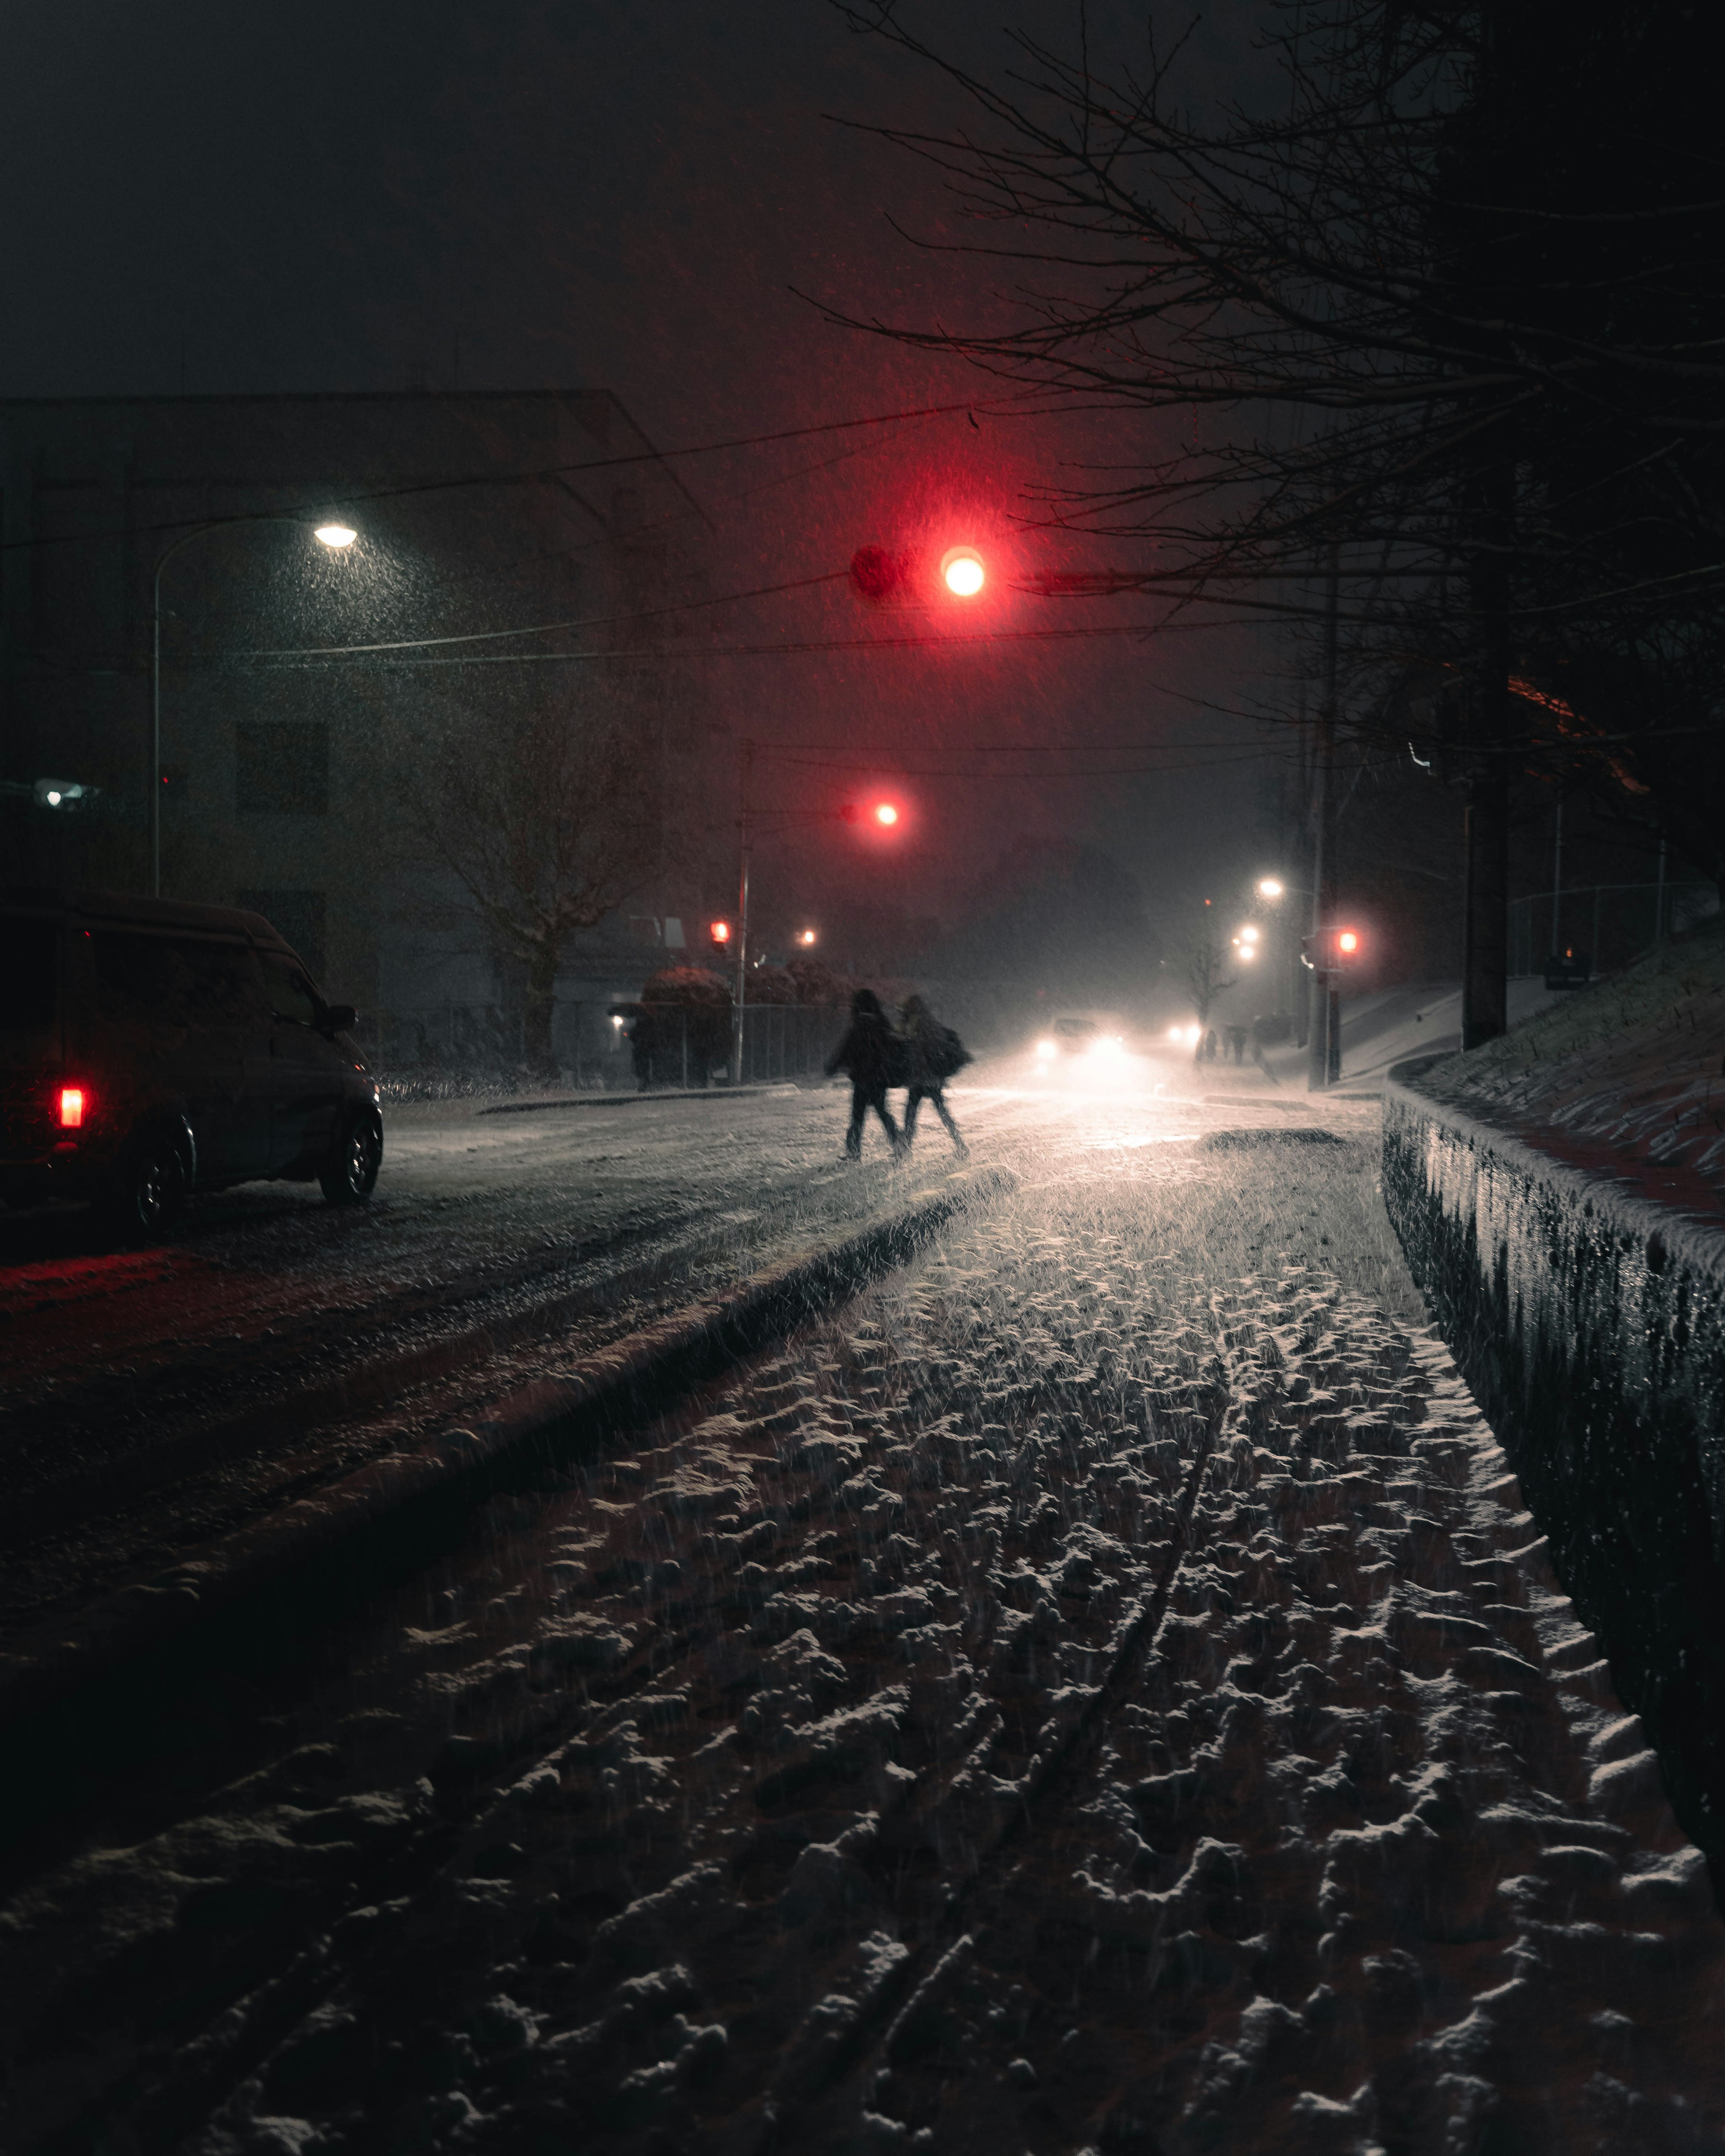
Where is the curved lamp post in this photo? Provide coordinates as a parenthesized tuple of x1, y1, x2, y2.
(151, 516, 357, 896)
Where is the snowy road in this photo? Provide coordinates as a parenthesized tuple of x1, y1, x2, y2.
(0, 1080, 1029, 1645)
(3, 1066, 1721, 2153)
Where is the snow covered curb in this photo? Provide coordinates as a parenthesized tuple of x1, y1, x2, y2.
(1382, 1069, 1725, 1865)
(0, 1164, 1016, 1727)
(478, 1083, 811, 1114)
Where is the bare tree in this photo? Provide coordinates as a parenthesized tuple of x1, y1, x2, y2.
(1177, 923, 1238, 1040)
(830, 1, 1725, 1027)
(395, 689, 655, 1077)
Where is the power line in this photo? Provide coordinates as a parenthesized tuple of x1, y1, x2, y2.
(229, 620, 1184, 669)
(0, 394, 1024, 557)
(234, 569, 853, 657)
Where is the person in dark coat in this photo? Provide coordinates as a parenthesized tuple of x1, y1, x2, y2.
(824, 988, 903, 1159)
(899, 993, 970, 1156)
(626, 1005, 659, 1091)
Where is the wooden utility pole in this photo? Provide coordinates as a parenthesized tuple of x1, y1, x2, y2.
(1462, 465, 1513, 1049)
(731, 739, 753, 1083)
(1308, 546, 1340, 1090)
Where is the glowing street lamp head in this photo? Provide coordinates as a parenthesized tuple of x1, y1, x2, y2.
(939, 545, 985, 598)
(797, 928, 818, 946)
(314, 523, 358, 549)
(1239, 924, 1260, 943)
(1257, 877, 1284, 900)
(873, 802, 899, 827)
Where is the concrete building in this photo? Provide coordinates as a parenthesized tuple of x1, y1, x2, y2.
(0, 389, 724, 1074)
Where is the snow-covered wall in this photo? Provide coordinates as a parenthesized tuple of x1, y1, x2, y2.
(1383, 1068, 1725, 1864)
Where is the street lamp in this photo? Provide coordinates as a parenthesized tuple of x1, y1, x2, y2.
(151, 514, 359, 897)
(1257, 877, 1284, 900)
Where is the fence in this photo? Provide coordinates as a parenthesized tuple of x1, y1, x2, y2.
(360, 998, 848, 1090)
(1507, 880, 1717, 979)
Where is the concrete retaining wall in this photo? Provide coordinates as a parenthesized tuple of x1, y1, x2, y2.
(1382, 1070, 1725, 1865)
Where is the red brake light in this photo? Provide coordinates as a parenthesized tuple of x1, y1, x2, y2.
(58, 1087, 86, 1129)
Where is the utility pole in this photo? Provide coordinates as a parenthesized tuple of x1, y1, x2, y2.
(731, 739, 754, 1083)
(1462, 462, 1513, 1049)
(1655, 835, 1668, 947)
(1308, 545, 1340, 1091)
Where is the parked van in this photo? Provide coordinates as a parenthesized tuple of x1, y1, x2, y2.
(1, 888, 382, 1233)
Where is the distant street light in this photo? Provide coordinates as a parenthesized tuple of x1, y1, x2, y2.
(1257, 877, 1285, 900)
(797, 928, 818, 946)
(151, 512, 360, 896)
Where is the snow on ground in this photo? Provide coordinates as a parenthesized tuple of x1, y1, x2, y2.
(1414, 912, 1725, 1202)
(0, 1083, 1019, 1645)
(3, 1088, 1718, 2154)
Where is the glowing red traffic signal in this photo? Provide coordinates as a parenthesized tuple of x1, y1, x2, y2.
(873, 802, 899, 827)
(709, 919, 731, 948)
(1302, 926, 1364, 970)
(58, 1086, 85, 1128)
(940, 545, 985, 598)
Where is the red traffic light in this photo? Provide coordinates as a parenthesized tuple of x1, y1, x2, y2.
(840, 800, 903, 830)
(1303, 925, 1364, 970)
(709, 919, 731, 947)
(939, 545, 985, 597)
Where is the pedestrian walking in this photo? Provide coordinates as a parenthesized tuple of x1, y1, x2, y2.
(900, 993, 971, 1156)
(1225, 1023, 1248, 1065)
(824, 988, 904, 1159)
(627, 1006, 659, 1091)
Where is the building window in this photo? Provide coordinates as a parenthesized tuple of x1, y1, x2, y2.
(235, 723, 328, 815)
(237, 889, 327, 982)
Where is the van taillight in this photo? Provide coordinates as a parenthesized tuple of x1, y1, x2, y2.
(58, 1087, 86, 1129)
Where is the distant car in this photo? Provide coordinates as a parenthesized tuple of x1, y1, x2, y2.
(1031, 1011, 1130, 1065)
(0, 887, 383, 1234)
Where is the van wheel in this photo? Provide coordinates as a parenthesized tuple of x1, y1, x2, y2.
(320, 1113, 382, 1206)
(102, 1133, 189, 1237)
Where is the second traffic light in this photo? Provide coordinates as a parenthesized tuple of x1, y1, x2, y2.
(1302, 925, 1363, 971)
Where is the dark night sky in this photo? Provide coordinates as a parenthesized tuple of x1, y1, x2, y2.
(0, 2, 1293, 973)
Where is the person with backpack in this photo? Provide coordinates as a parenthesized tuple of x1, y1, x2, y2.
(899, 993, 971, 1156)
(824, 988, 905, 1159)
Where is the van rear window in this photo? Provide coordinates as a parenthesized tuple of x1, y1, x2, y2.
(4, 916, 58, 1029)
(91, 932, 264, 1026)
